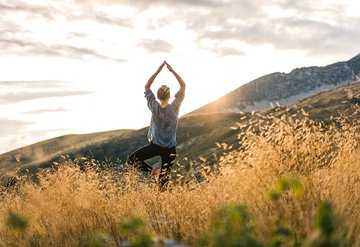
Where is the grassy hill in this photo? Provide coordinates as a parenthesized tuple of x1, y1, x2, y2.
(0, 129, 134, 175)
(1, 80, 360, 177)
(1, 82, 360, 246)
(0, 112, 241, 176)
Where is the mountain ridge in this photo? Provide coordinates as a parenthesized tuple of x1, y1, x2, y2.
(188, 54, 360, 115)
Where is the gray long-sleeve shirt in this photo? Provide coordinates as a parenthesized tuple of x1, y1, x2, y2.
(144, 89, 185, 148)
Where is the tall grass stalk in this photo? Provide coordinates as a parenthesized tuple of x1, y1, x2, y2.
(0, 108, 360, 246)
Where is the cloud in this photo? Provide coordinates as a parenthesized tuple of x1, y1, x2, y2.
(24, 107, 70, 115)
(92, 15, 133, 27)
(1, 1, 134, 29)
(1, 0, 360, 60)
(63, 9, 133, 28)
(212, 47, 246, 57)
(0, 0, 257, 58)
(130, 0, 358, 57)
(0, 1, 129, 62)
(0, 2, 55, 20)
(73, 0, 221, 10)
(0, 80, 71, 89)
(0, 90, 93, 104)
(0, 118, 33, 137)
(193, 3, 359, 56)
(196, 17, 360, 55)
(137, 39, 173, 53)
(0, 38, 127, 62)
(0, 80, 94, 104)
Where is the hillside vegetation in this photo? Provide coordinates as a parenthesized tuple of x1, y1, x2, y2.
(0, 103, 359, 246)
(1, 81, 360, 178)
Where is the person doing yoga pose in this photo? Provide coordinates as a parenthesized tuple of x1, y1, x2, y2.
(126, 61, 186, 190)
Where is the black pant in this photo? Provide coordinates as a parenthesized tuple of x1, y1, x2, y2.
(126, 142, 177, 189)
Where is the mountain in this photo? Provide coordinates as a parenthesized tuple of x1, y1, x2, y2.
(1, 54, 360, 177)
(1, 80, 360, 178)
(189, 54, 360, 115)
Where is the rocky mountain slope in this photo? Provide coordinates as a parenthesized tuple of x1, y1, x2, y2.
(189, 54, 360, 115)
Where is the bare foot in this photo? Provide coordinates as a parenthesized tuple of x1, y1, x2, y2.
(151, 168, 161, 184)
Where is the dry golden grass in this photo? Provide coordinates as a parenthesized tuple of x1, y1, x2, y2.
(0, 107, 360, 246)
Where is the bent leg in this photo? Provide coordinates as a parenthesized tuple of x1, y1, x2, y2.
(126, 143, 160, 173)
(159, 147, 177, 190)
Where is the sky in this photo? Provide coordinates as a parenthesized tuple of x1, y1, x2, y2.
(0, 0, 359, 154)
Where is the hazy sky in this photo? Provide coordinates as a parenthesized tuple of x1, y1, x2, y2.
(0, 0, 359, 154)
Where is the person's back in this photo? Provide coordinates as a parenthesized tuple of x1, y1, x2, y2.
(126, 61, 186, 191)
(145, 87, 184, 148)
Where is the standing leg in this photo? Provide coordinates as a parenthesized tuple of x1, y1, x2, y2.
(159, 146, 177, 190)
(126, 143, 161, 173)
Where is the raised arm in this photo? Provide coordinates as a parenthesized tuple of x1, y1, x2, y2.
(145, 61, 165, 90)
(165, 61, 186, 94)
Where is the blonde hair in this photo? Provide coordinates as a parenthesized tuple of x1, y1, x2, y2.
(157, 85, 170, 100)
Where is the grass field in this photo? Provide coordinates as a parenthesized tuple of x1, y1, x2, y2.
(1, 107, 360, 246)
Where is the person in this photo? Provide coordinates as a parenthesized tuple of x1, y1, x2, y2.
(126, 60, 186, 190)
